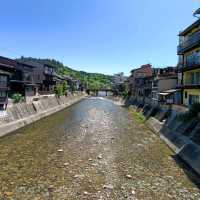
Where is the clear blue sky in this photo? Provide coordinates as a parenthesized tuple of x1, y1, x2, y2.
(0, 0, 199, 75)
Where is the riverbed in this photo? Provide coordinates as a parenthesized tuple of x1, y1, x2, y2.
(0, 97, 199, 199)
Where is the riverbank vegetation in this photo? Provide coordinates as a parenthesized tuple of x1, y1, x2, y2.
(12, 93, 24, 103)
(55, 81, 68, 97)
(129, 107, 146, 122)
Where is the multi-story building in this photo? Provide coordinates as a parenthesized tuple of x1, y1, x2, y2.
(22, 61, 59, 94)
(128, 64, 153, 98)
(151, 67, 181, 104)
(113, 72, 126, 84)
(112, 72, 128, 95)
(177, 18, 200, 106)
(11, 61, 37, 98)
(0, 57, 16, 109)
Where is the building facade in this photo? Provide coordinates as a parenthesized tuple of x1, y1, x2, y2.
(113, 72, 127, 95)
(11, 61, 37, 98)
(0, 57, 16, 109)
(177, 18, 200, 106)
(151, 67, 181, 105)
(128, 64, 153, 98)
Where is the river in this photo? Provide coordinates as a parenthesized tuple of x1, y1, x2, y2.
(0, 97, 199, 199)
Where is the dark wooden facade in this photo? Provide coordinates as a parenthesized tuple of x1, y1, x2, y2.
(0, 56, 83, 109)
(0, 57, 16, 109)
(10, 61, 37, 97)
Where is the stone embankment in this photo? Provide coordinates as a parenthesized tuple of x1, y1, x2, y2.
(125, 96, 200, 176)
(0, 93, 87, 138)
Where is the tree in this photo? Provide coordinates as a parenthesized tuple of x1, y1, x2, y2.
(62, 81, 68, 96)
(55, 84, 63, 98)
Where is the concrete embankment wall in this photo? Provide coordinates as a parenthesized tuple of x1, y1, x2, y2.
(126, 96, 200, 176)
(0, 93, 86, 138)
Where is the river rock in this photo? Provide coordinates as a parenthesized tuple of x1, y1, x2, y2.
(125, 174, 132, 179)
(103, 184, 114, 190)
(98, 154, 103, 159)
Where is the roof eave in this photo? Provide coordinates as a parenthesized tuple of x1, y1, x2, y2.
(179, 19, 200, 36)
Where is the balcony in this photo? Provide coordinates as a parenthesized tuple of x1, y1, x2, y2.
(177, 30, 200, 54)
(186, 53, 200, 68)
(183, 79, 200, 89)
(0, 97, 7, 104)
(0, 81, 8, 89)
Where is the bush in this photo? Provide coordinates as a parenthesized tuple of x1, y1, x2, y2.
(62, 81, 68, 96)
(55, 84, 63, 97)
(12, 93, 24, 103)
(178, 103, 200, 122)
(122, 90, 128, 98)
(55, 82, 69, 97)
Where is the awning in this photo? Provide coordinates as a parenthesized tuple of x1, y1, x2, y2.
(159, 89, 181, 96)
(159, 92, 170, 96)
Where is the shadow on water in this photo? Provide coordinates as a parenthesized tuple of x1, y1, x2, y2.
(172, 154, 200, 189)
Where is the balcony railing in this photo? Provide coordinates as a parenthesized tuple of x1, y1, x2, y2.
(184, 79, 200, 86)
(178, 30, 200, 54)
(0, 81, 8, 88)
(0, 97, 7, 103)
(186, 54, 200, 67)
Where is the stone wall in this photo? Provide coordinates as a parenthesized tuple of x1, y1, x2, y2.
(126, 96, 200, 175)
(0, 93, 87, 138)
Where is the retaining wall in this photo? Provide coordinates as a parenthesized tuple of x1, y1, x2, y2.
(0, 93, 87, 138)
(126, 96, 200, 176)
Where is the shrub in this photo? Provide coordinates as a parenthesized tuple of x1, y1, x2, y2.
(62, 81, 68, 96)
(12, 93, 24, 103)
(55, 84, 63, 97)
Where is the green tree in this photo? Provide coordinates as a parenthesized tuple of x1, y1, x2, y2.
(55, 84, 63, 98)
(62, 81, 68, 95)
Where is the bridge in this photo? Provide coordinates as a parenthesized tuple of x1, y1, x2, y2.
(86, 89, 114, 96)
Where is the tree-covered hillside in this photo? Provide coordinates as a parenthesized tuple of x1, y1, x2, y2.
(16, 57, 113, 90)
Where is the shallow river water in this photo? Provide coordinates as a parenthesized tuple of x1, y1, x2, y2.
(0, 97, 199, 200)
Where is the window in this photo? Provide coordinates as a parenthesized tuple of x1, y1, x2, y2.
(185, 91, 188, 99)
(196, 72, 200, 84)
(189, 95, 200, 105)
(0, 75, 7, 82)
(0, 91, 7, 97)
(191, 72, 195, 84)
(0, 75, 8, 87)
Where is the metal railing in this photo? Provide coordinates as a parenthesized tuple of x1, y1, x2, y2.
(186, 54, 200, 67)
(0, 81, 8, 87)
(184, 79, 200, 85)
(178, 30, 200, 53)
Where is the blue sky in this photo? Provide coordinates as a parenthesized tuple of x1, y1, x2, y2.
(0, 0, 199, 75)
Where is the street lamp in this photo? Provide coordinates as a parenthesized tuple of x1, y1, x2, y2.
(193, 8, 200, 18)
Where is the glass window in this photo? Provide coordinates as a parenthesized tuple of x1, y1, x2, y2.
(0, 91, 6, 97)
(196, 72, 200, 84)
(189, 95, 200, 105)
(191, 72, 195, 84)
(0, 75, 7, 82)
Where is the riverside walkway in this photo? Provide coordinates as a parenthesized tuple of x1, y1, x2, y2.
(0, 97, 199, 199)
